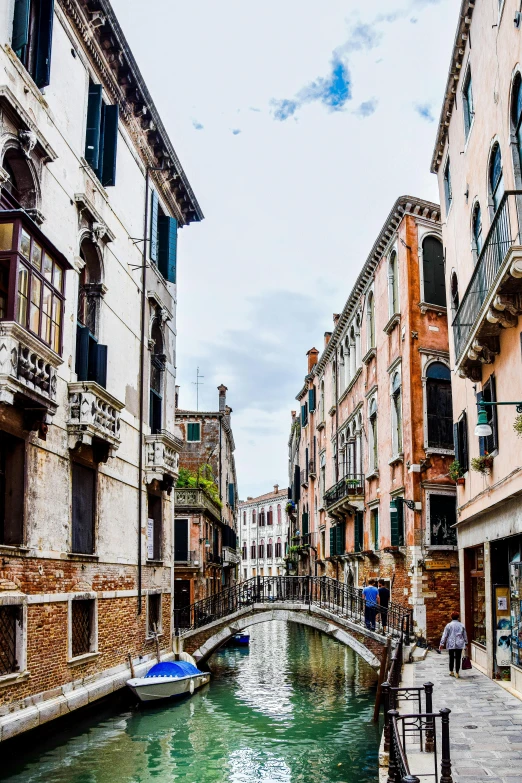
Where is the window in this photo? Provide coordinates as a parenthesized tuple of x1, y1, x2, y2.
(428, 493, 457, 547)
(147, 492, 162, 561)
(489, 143, 504, 214)
(369, 397, 378, 472)
(259, 539, 265, 559)
(252, 509, 257, 525)
(388, 251, 399, 315)
(479, 375, 498, 455)
(371, 508, 379, 550)
(0, 218, 66, 354)
(243, 511, 246, 526)
(267, 538, 273, 558)
(0, 431, 25, 547)
(443, 158, 452, 214)
(463, 68, 474, 138)
(84, 80, 119, 187)
(450, 271, 459, 313)
(391, 372, 403, 456)
(320, 380, 325, 421)
(367, 291, 375, 350)
(76, 240, 107, 388)
(242, 543, 247, 559)
(472, 202, 483, 259)
(0, 604, 23, 675)
(468, 546, 486, 646)
(12, 0, 54, 88)
(277, 504, 282, 525)
(147, 593, 162, 637)
(259, 508, 266, 527)
(149, 321, 165, 434)
(512, 73, 522, 176)
(267, 508, 273, 525)
(149, 190, 178, 284)
(250, 542, 256, 559)
(228, 483, 235, 509)
(174, 518, 189, 562)
(422, 237, 446, 307)
(301, 402, 308, 427)
(349, 326, 356, 378)
(390, 499, 404, 547)
(426, 362, 453, 450)
(186, 422, 201, 442)
(3, 148, 38, 211)
(308, 386, 316, 412)
(71, 462, 95, 555)
(275, 537, 282, 558)
(71, 598, 95, 658)
(453, 412, 469, 473)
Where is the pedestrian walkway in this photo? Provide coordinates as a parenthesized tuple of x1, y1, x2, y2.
(411, 651, 522, 782)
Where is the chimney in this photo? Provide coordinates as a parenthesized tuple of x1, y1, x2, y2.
(291, 410, 296, 419)
(333, 313, 340, 326)
(324, 331, 332, 347)
(175, 385, 180, 409)
(307, 347, 319, 373)
(247, 496, 253, 501)
(274, 484, 279, 493)
(217, 384, 228, 413)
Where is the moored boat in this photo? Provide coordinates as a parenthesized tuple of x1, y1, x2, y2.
(230, 633, 250, 646)
(127, 660, 210, 703)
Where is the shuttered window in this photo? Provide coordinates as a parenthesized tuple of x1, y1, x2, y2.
(228, 483, 235, 508)
(308, 387, 316, 412)
(75, 324, 108, 389)
(0, 432, 25, 547)
(336, 521, 345, 555)
(453, 412, 469, 472)
(158, 216, 178, 283)
(423, 237, 446, 307)
(354, 511, 363, 552)
(13, 0, 55, 89)
(301, 512, 309, 537)
(301, 403, 308, 427)
(371, 509, 379, 550)
(390, 499, 404, 547)
(187, 423, 201, 442)
(150, 191, 159, 263)
(71, 463, 95, 555)
(329, 527, 335, 557)
(84, 80, 119, 186)
(292, 464, 301, 502)
(426, 363, 453, 450)
(478, 376, 498, 455)
(147, 493, 162, 561)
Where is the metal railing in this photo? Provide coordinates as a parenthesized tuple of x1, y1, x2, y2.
(173, 575, 412, 637)
(386, 708, 453, 783)
(453, 190, 522, 361)
(206, 551, 223, 565)
(174, 550, 198, 565)
(324, 474, 364, 508)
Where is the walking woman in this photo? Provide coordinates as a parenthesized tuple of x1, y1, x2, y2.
(440, 611, 468, 678)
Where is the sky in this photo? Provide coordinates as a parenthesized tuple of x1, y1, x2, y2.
(110, 0, 460, 499)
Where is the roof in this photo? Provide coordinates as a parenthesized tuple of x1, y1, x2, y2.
(430, 0, 475, 174)
(239, 488, 288, 506)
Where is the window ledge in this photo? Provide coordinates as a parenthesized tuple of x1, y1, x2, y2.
(66, 553, 99, 562)
(418, 302, 447, 316)
(425, 545, 457, 551)
(67, 652, 101, 667)
(328, 405, 336, 417)
(389, 454, 404, 466)
(383, 313, 400, 335)
(366, 470, 379, 481)
(338, 368, 363, 404)
(0, 670, 30, 690)
(362, 348, 376, 365)
(425, 448, 454, 457)
(0, 545, 30, 556)
(316, 421, 326, 431)
(146, 560, 164, 566)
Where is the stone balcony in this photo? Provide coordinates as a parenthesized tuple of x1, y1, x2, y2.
(144, 430, 183, 488)
(0, 321, 61, 427)
(222, 546, 241, 565)
(174, 487, 222, 525)
(67, 381, 124, 458)
(324, 474, 365, 519)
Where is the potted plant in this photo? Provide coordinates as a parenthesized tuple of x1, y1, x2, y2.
(285, 501, 296, 514)
(514, 413, 522, 438)
(448, 460, 465, 485)
(471, 453, 494, 475)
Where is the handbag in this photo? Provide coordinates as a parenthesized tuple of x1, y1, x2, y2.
(461, 654, 472, 670)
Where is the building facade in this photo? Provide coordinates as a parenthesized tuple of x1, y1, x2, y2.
(0, 0, 201, 739)
(238, 486, 289, 581)
(432, 0, 522, 686)
(289, 196, 460, 646)
(174, 385, 239, 617)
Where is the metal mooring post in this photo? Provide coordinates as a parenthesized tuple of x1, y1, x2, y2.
(424, 682, 434, 752)
(439, 708, 453, 783)
(381, 682, 391, 753)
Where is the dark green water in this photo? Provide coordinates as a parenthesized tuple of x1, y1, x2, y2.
(0, 621, 380, 783)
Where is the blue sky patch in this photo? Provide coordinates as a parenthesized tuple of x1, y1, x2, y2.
(356, 98, 378, 118)
(192, 120, 204, 130)
(414, 103, 435, 122)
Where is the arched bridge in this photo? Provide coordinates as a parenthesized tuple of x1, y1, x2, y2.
(174, 576, 412, 667)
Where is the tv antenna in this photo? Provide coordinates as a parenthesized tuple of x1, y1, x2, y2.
(192, 367, 204, 411)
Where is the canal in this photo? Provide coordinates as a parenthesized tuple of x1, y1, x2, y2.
(0, 621, 381, 783)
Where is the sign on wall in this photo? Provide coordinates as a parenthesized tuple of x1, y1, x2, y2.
(147, 518, 154, 560)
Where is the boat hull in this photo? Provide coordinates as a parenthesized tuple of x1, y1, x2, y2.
(127, 672, 210, 702)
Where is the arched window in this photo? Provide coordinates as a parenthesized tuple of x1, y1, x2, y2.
(422, 237, 446, 307)
(259, 539, 265, 559)
(512, 73, 522, 178)
(267, 538, 273, 558)
(276, 537, 282, 558)
(369, 398, 378, 472)
(277, 504, 282, 524)
(349, 326, 356, 378)
(489, 143, 504, 213)
(450, 271, 459, 312)
(252, 509, 257, 525)
(250, 542, 256, 559)
(2, 148, 37, 210)
(391, 372, 403, 456)
(472, 202, 483, 260)
(76, 239, 106, 386)
(149, 320, 165, 433)
(367, 291, 375, 350)
(267, 507, 273, 525)
(339, 346, 346, 392)
(388, 251, 399, 315)
(320, 379, 325, 421)
(259, 508, 265, 526)
(426, 362, 453, 450)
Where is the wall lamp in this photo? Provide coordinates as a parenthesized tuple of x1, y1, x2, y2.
(475, 401, 522, 437)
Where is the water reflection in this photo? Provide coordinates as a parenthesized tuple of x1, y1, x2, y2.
(0, 621, 380, 783)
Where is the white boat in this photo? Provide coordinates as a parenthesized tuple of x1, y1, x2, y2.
(127, 659, 210, 703)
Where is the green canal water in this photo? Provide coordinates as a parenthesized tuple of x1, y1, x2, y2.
(0, 621, 381, 783)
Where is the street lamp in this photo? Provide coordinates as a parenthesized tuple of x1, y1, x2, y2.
(474, 401, 522, 437)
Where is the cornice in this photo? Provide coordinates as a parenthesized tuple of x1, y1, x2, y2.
(58, 0, 203, 225)
(313, 196, 440, 376)
(430, 0, 475, 174)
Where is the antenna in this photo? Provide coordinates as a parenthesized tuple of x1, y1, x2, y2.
(192, 367, 204, 411)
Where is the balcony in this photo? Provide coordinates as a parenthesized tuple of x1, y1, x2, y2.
(206, 551, 223, 566)
(174, 487, 222, 526)
(222, 546, 241, 565)
(174, 550, 200, 568)
(67, 381, 124, 459)
(453, 191, 522, 380)
(144, 430, 182, 489)
(324, 474, 364, 518)
(308, 459, 316, 478)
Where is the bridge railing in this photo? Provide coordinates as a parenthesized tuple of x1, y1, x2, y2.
(173, 575, 412, 638)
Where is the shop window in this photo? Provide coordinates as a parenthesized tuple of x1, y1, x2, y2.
(71, 462, 95, 555)
(12, 0, 55, 89)
(427, 493, 457, 547)
(478, 376, 498, 455)
(84, 80, 119, 187)
(149, 321, 165, 434)
(147, 593, 162, 637)
(422, 237, 446, 307)
(426, 362, 453, 450)
(71, 598, 95, 658)
(0, 432, 25, 547)
(147, 492, 162, 561)
(0, 604, 22, 675)
(186, 422, 200, 442)
(469, 546, 486, 647)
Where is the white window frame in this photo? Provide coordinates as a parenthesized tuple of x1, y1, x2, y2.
(388, 246, 400, 317)
(68, 592, 98, 664)
(462, 64, 474, 143)
(418, 229, 446, 312)
(0, 594, 28, 685)
(146, 589, 164, 639)
(186, 422, 201, 442)
(366, 288, 376, 352)
(368, 395, 378, 475)
(390, 364, 403, 459)
(425, 489, 457, 550)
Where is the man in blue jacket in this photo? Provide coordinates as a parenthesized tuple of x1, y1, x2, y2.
(362, 579, 379, 631)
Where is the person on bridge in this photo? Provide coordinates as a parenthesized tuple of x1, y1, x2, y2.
(439, 611, 468, 678)
(377, 579, 390, 633)
(362, 579, 379, 631)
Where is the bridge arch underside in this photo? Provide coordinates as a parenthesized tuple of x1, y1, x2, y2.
(182, 604, 387, 668)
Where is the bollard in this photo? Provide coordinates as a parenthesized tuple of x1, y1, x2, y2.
(382, 682, 391, 752)
(439, 707, 453, 783)
(386, 710, 400, 783)
(424, 682, 435, 753)
(401, 776, 420, 783)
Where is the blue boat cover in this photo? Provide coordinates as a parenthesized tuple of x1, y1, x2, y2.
(144, 661, 202, 679)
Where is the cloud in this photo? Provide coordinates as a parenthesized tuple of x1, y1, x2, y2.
(249, 107, 261, 112)
(355, 98, 378, 117)
(192, 120, 204, 130)
(271, 54, 351, 121)
(271, 98, 300, 121)
(231, 128, 242, 135)
(414, 102, 435, 122)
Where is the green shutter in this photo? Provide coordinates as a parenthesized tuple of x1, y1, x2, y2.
(158, 216, 178, 283)
(75, 324, 90, 380)
(12, 0, 30, 58)
(35, 0, 54, 88)
(302, 512, 309, 536)
(228, 483, 235, 508)
(85, 82, 103, 171)
(308, 387, 316, 412)
(329, 527, 336, 557)
(336, 522, 344, 555)
(390, 500, 399, 547)
(397, 500, 404, 547)
(187, 422, 200, 442)
(100, 104, 118, 186)
(354, 511, 363, 552)
(150, 190, 159, 262)
(93, 344, 107, 389)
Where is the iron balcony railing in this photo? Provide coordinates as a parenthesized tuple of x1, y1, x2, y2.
(206, 551, 223, 565)
(173, 574, 412, 638)
(453, 190, 522, 362)
(324, 474, 364, 508)
(174, 550, 199, 565)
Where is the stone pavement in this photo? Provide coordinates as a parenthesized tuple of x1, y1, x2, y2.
(411, 651, 522, 782)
